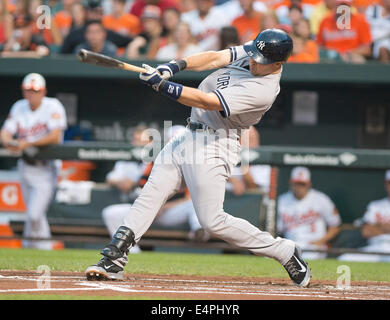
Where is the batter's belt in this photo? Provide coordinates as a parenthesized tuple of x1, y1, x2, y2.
(187, 120, 217, 133)
(187, 120, 239, 141)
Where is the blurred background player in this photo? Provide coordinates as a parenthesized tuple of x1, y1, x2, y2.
(338, 170, 390, 262)
(101, 125, 208, 249)
(277, 166, 342, 259)
(98, 124, 150, 253)
(105, 124, 150, 204)
(0, 73, 67, 250)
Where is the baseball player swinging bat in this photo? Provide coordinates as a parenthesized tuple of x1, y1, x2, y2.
(77, 49, 147, 73)
(84, 29, 312, 288)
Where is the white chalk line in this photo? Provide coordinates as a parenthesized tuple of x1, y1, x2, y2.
(1, 273, 389, 299)
(127, 276, 390, 292)
(79, 282, 343, 299)
(0, 287, 105, 293)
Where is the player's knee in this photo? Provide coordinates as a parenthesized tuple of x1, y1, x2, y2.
(197, 209, 226, 235)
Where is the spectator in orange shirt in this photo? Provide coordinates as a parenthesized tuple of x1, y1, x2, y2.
(317, 0, 372, 62)
(103, 0, 141, 37)
(54, 0, 78, 38)
(289, 18, 320, 62)
(232, 0, 263, 43)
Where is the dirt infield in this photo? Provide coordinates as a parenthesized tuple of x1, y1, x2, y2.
(0, 270, 389, 299)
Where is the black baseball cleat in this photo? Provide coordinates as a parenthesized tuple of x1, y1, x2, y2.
(283, 246, 311, 287)
(85, 256, 124, 281)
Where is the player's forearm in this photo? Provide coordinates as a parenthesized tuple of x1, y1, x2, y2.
(361, 224, 384, 238)
(350, 45, 371, 57)
(0, 129, 15, 147)
(141, 65, 222, 111)
(241, 171, 259, 189)
(317, 226, 340, 244)
(184, 49, 231, 71)
(25, 129, 62, 147)
(380, 223, 390, 233)
(177, 86, 222, 111)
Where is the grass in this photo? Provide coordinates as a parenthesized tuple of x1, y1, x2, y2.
(0, 248, 389, 282)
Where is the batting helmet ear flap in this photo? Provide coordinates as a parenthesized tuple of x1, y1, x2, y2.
(244, 41, 274, 64)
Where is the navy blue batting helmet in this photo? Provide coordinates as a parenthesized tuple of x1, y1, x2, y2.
(244, 29, 293, 64)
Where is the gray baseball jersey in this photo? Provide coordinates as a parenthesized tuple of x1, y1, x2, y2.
(191, 46, 282, 133)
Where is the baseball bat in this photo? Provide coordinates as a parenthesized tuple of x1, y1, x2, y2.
(77, 49, 147, 73)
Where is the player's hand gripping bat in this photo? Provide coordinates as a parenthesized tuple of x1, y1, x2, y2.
(77, 49, 147, 73)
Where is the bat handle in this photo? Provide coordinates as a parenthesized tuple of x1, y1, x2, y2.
(122, 63, 147, 73)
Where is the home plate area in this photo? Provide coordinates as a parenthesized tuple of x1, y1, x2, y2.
(0, 271, 389, 300)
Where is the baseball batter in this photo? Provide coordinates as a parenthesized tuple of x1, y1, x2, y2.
(86, 29, 311, 287)
(0, 73, 67, 250)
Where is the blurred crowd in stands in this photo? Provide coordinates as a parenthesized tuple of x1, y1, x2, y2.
(0, 0, 389, 62)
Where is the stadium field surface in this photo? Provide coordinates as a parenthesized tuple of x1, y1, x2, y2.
(0, 249, 389, 300)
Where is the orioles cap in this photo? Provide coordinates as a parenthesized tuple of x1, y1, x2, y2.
(290, 166, 311, 184)
(21, 73, 46, 91)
